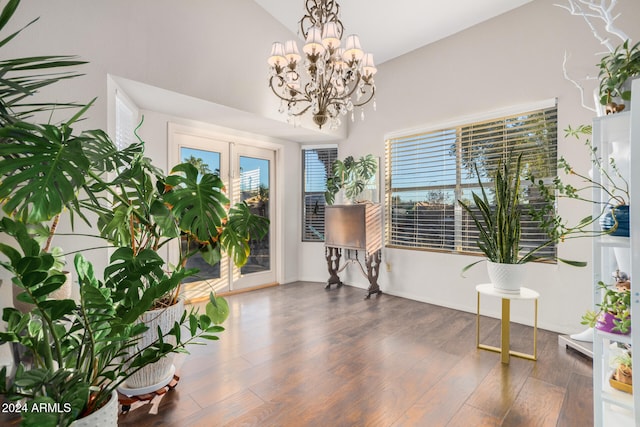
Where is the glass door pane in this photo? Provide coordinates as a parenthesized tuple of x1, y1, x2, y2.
(170, 131, 230, 301)
(181, 147, 222, 284)
(239, 156, 270, 275)
(170, 124, 276, 296)
(233, 146, 276, 290)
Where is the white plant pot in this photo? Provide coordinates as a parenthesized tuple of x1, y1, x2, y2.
(334, 188, 347, 205)
(486, 261, 526, 294)
(613, 245, 631, 275)
(119, 298, 184, 394)
(70, 391, 118, 427)
(12, 271, 72, 313)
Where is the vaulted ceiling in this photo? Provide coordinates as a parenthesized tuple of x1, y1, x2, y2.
(254, 0, 533, 64)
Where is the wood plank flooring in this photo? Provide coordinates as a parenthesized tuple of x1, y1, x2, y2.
(117, 282, 593, 427)
(0, 281, 593, 426)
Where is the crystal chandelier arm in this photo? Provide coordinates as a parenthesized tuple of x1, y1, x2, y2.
(268, 75, 306, 102)
(290, 103, 314, 117)
(299, 1, 316, 36)
(322, 0, 341, 28)
(322, 71, 374, 108)
(352, 84, 375, 108)
(299, 0, 343, 39)
(268, 75, 315, 118)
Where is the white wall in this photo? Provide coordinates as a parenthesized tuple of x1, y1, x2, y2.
(302, 0, 640, 333)
(2, 0, 290, 127)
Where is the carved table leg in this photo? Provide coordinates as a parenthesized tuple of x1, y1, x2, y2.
(325, 246, 342, 289)
(364, 249, 382, 299)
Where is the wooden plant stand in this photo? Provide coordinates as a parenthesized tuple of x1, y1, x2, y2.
(118, 374, 180, 413)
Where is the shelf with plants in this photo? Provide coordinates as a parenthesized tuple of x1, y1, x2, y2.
(590, 78, 640, 427)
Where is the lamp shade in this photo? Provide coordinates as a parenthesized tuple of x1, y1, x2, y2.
(303, 27, 326, 55)
(342, 34, 364, 61)
(268, 42, 286, 66)
(284, 40, 301, 63)
(321, 22, 341, 49)
(362, 53, 377, 76)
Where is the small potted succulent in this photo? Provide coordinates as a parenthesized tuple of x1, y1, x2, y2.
(610, 350, 633, 393)
(581, 281, 631, 335)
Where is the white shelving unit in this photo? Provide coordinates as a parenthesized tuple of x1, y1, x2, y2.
(591, 78, 640, 427)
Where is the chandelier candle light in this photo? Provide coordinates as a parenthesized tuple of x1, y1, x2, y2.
(267, 0, 377, 129)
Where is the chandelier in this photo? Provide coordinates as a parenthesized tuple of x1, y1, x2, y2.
(267, 0, 377, 130)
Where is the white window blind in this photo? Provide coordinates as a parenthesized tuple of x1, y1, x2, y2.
(302, 147, 338, 242)
(115, 92, 136, 150)
(386, 105, 558, 259)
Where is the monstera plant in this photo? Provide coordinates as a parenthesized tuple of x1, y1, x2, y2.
(0, 0, 268, 425)
(324, 154, 377, 205)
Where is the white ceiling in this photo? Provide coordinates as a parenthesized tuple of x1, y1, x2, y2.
(254, 0, 533, 64)
(123, 1, 535, 143)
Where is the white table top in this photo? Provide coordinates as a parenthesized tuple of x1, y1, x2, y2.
(476, 283, 540, 300)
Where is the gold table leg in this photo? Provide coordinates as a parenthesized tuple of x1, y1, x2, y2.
(476, 291, 538, 364)
(501, 298, 510, 364)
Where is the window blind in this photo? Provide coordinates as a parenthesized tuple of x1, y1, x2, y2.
(302, 147, 338, 242)
(386, 105, 558, 259)
(115, 93, 136, 150)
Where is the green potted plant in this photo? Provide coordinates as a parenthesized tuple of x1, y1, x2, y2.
(611, 350, 633, 393)
(0, 0, 268, 424)
(598, 39, 640, 111)
(324, 154, 377, 205)
(0, 219, 230, 427)
(581, 281, 631, 335)
(459, 153, 586, 293)
(548, 124, 630, 237)
(87, 133, 268, 393)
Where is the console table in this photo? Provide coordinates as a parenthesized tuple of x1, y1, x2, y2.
(476, 284, 539, 364)
(324, 203, 382, 299)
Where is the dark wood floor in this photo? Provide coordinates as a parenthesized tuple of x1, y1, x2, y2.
(0, 281, 593, 426)
(116, 282, 593, 427)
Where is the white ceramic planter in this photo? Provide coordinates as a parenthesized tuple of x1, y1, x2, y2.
(119, 298, 184, 394)
(70, 391, 118, 427)
(486, 261, 526, 294)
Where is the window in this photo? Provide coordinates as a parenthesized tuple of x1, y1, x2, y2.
(302, 147, 338, 242)
(115, 91, 137, 150)
(385, 104, 558, 259)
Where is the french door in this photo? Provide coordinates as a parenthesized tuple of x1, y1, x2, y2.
(169, 125, 276, 301)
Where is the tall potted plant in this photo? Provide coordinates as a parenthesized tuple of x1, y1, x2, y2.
(0, 218, 231, 427)
(0, 0, 268, 424)
(88, 134, 268, 393)
(0, 121, 267, 422)
(459, 153, 586, 293)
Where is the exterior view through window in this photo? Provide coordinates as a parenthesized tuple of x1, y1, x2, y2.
(302, 147, 338, 242)
(385, 104, 558, 260)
